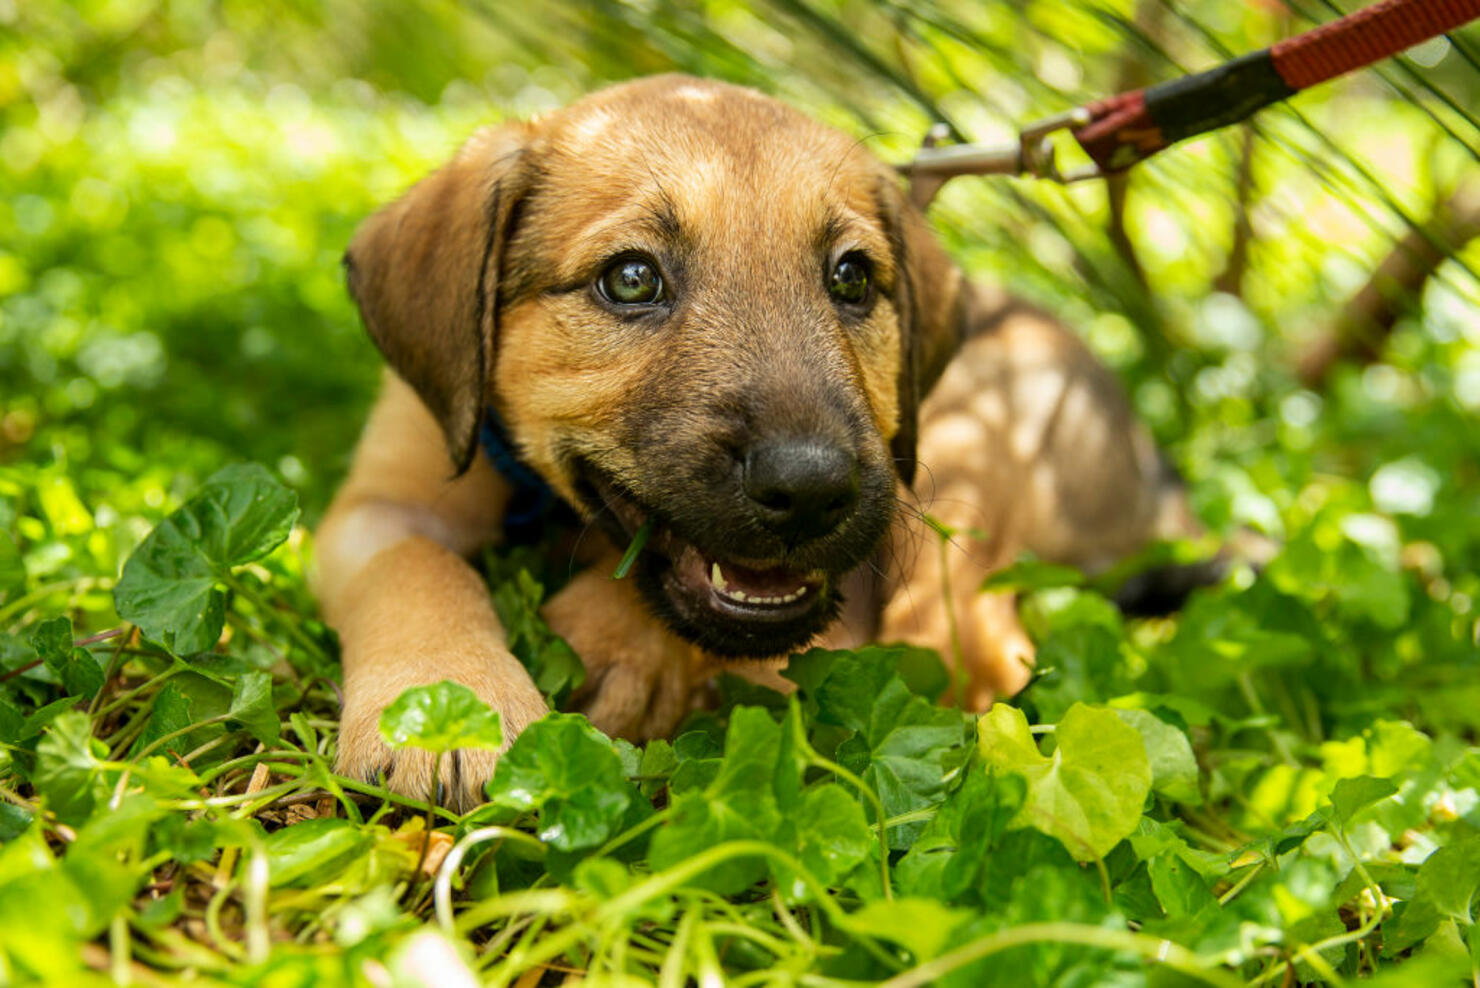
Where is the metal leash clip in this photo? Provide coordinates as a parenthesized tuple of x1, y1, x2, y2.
(903, 108, 1104, 209)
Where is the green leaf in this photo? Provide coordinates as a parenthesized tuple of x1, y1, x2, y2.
(1146, 851, 1219, 920)
(838, 897, 970, 962)
(0, 802, 32, 841)
(489, 569, 585, 706)
(134, 889, 184, 931)
(1114, 708, 1201, 805)
(896, 769, 1026, 902)
(264, 818, 372, 888)
(780, 646, 842, 696)
(1025, 624, 1127, 721)
(1331, 542, 1410, 630)
(1326, 775, 1398, 826)
(811, 649, 971, 848)
(29, 617, 103, 699)
(379, 681, 502, 754)
(1019, 585, 1124, 641)
(1387, 836, 1480, 954)
(667, 729, 723, 794)
(26, 617, 72, 665)
(0, 830, 93, 981)
(227, 670, 281, 745)
(1128, 818, 1222, 921)
(634, 738, 677, 798)
(649, 707, 784, 893)
(15, 695, 85, 743)
(773, 783, 872, 901)
(981, 557, 1085, 593)
(129, 683, 199, 759)
(1367, 719, 1433, 778)
(485, 713, 635, 853)
(130, 756, 205, 801)
(978, 703, 1151, 862)
(34, 711, 109, 826)
(114, 463, 299, 655)
(572, 857, 636, 900)
(0, 701, 20, 749)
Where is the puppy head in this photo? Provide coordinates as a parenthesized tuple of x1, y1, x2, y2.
(345, 75, 971, 657)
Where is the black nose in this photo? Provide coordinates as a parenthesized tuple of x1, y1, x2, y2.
(742, 438, 859, 542)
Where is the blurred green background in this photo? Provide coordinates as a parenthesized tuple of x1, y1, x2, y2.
(3, 0, 1478, 554)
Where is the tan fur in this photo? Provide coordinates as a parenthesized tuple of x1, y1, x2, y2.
(316, 376, 547, 809)
(878, 307, 1197, 705)
(315, 75, 1199, 808)
(545, 555, 706, 741)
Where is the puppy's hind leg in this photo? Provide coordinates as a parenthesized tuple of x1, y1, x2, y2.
(878, 481, 1037, 710)
(881, 302, 1204, 709)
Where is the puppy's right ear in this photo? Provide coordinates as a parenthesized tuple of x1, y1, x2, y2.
(343, 124, 532, 472)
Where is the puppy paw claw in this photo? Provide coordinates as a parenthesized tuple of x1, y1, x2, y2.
(336, 687, 547, 813)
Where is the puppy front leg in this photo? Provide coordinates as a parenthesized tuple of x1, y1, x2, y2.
(330, 537, 548, 809)
(542, 554, 702, 742)
(316, 375, 548, 811)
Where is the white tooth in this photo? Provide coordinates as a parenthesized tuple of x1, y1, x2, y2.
(710, 562, 727, 590)
(729, 590, 748, 602)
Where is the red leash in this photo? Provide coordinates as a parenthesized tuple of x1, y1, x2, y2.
(906, 0, 1480, 201)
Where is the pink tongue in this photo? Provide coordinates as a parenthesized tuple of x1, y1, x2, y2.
(716, 560, 812, 597)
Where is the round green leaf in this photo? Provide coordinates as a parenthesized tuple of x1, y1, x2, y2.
(978, 702, 1151, 862)
(378, 681, 503, 754)
(1115, 707, 1201, 805)
(486, 712, 635, 854)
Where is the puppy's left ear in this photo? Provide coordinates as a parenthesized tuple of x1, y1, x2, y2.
(885, 193, 995, 485)
(343, 124, 533, 472)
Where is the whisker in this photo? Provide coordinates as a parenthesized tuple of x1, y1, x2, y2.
(565, 502, 616, 580)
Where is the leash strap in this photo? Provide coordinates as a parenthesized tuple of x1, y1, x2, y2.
(1074, 0, 1480, 174)
(905, 0, 1480, 195)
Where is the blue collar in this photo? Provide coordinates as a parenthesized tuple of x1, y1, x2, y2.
(479, 408, 566, 543)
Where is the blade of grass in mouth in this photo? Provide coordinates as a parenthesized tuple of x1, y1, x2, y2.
(611, 518, 654, 580)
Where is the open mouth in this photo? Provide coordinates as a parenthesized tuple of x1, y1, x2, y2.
(575, 462, 841, 656)
(670, 546, 826, 619)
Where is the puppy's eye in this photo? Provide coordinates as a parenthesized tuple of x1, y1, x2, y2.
(598, 256, 664, 306)
(828, 254, 871, 307)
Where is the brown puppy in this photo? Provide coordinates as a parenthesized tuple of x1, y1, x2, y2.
(314, 75, 1199, 810)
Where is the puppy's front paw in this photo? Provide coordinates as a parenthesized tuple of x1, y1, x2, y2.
(542, 568, 697, 742)
(336, 674, 548, 812)
(568, 643, 693, 742)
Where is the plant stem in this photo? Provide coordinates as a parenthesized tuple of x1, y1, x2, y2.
(88, 627, 135, 717)
(93, 662, 187, 721)
(877, 921, 1243, 988)
(222, 573, 330, 669)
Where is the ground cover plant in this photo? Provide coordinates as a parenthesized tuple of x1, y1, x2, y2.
(3, 0, 1479, 984)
